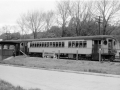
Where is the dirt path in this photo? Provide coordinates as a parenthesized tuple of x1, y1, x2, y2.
(0, 64, 120, 90)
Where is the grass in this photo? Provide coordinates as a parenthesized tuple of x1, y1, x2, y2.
(0, 80, 24, 90)
(0, 79, 41, 90)
(1, 56, 120, 75)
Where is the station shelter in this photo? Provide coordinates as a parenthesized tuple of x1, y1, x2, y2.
(0, 40, 21, 60)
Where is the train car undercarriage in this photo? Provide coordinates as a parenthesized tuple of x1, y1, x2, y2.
(28, 52, 115, 61)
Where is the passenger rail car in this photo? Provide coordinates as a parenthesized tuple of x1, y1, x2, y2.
(28, 35, 117, 61)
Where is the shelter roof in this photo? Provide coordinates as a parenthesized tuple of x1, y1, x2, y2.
(0, 40, 20, 44)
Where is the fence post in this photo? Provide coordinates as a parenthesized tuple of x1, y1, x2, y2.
(58, 50, 60, 59)
(76, 50, 78, 60)
(42, 50, 44, 58)
(1, 44, 3, 60)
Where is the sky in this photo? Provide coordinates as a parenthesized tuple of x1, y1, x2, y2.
(0, 0, 57, 28)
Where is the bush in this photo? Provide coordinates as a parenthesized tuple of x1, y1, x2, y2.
(0, 80, 40, 90)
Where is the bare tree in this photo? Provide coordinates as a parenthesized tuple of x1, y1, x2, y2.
(17, 15, 29, 39)
(95, 0, 120, 35)
(56, 0, 70, 37)
(17, 16, 26, 35)
(1, 25, 11, 40)
(44, 11, 54, 31)
(1, 25, 11, 33)
(69, 1, 93, 36)
(18, 11, 45, 39)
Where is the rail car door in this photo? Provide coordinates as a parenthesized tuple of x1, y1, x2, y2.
(20, 42, 28, 55)
(92, 40, 100, 60)
(108, 39, 113, 53)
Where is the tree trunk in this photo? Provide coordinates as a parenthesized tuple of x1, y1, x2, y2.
(103, 22, 107, 35)
(62, 25, 65, 37)
(62, 21, 66, 37)
(33, 31, 37, 39)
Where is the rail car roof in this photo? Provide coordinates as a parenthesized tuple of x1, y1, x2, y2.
(28, 35, 117, 42)
(0, 35, 117, 44)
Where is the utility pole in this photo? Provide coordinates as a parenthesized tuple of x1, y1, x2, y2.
(96, 16, 101, 35)
(98, 16, 101, 35)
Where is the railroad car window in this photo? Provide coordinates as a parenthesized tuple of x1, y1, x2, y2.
(39, 42, 41, 47)
(35, 43, 37, 47)
(30, 43, 32, 47)
(33, 43, 35, 47)
(62, 42, 64, 47)
(59, 42, 61, 47)
(31, 43, 33, 47)
(44, 42, 47, 47)
(83, 41, 87, 48)
(42, 42, 44, 47)
(56, 42, 58, 47)
(79, 41, 82, 47)
(36, 43, 37, 47)
(34, 43, 37, 47)
(103, 40, 107, 45)
(43, 42, 45, 47)
(47, 42, 49, 47)
(44, 42, 46, 47)
(39, 42, 42, 47)
(37, 43, 39, 47)
(39, 43, 41, 47)
(34, 43, 36, 47)
(50, 42, 52, 47)
(68, 41, 71, 47)
(53, 42, 56, 47)
(114, 41, 116, 46)
(72, 41, 75, 47)
(76, 41, 79, 47)
(32, 43, 34, 47)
